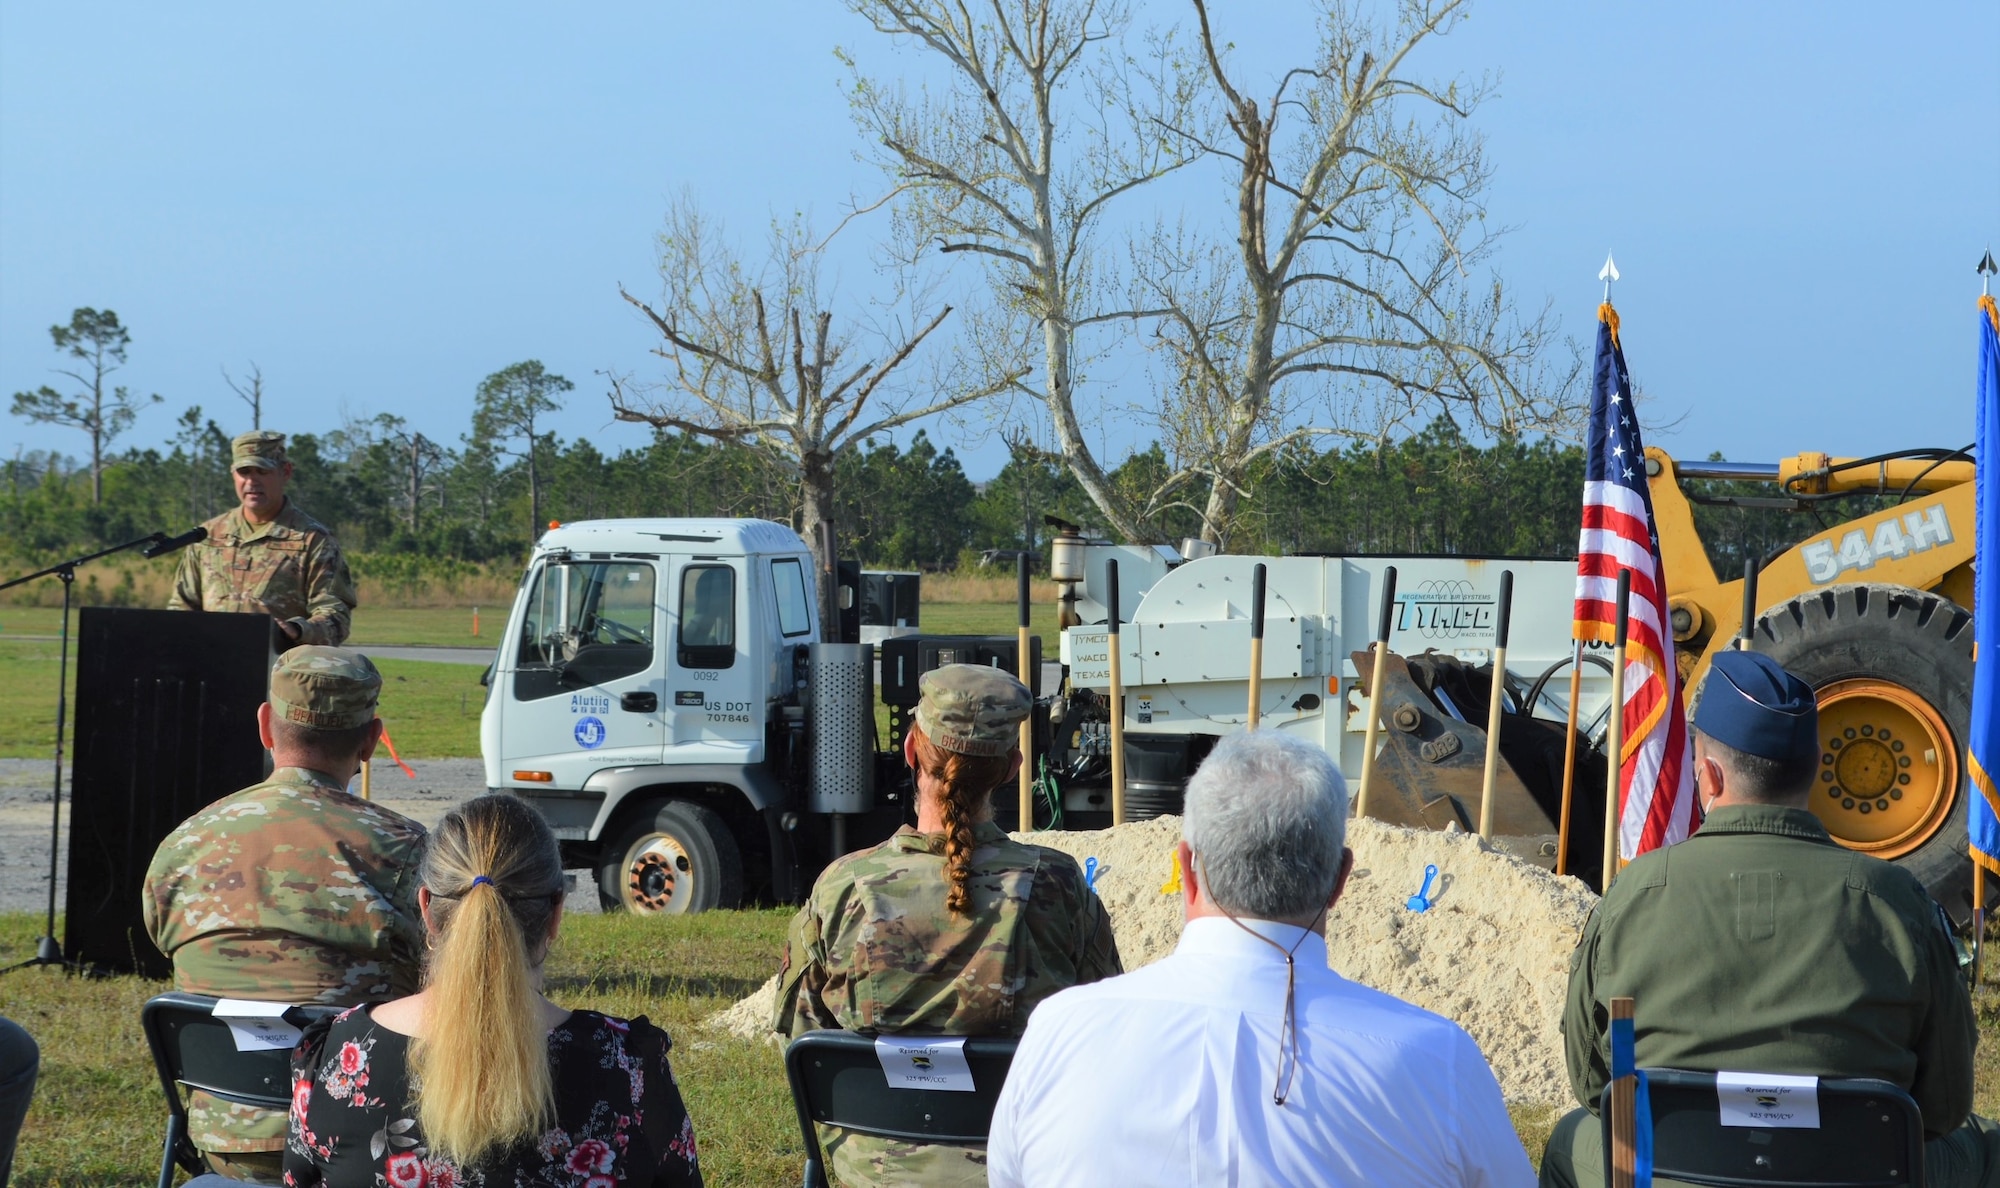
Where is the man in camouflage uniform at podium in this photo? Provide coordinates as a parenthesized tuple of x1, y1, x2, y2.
(143, 647, 426, 1183)
(167, 430, 357, 647)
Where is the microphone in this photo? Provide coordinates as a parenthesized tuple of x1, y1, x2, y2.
(142, 526, 209, 559)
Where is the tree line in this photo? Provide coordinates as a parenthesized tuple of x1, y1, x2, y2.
(3, 323, 1800, 583)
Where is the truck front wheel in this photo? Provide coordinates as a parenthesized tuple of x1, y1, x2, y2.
(597, 800, 744, 915)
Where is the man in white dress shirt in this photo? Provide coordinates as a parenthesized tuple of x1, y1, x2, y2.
(987, 730, 1534, 1187)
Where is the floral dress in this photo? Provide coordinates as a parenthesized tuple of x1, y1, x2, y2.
(284, 1006, 701, 1188)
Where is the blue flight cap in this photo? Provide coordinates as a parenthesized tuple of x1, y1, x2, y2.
(1693, 650, 1818, 764)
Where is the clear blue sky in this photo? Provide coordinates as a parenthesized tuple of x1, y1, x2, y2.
(3, 1, 1995, 484)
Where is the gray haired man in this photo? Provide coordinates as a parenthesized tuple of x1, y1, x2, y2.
(987, 730, 1532, 1187)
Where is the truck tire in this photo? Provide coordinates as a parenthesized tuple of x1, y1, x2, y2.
(597, 800, 744, 915)
(1752, 583, 1975, 922)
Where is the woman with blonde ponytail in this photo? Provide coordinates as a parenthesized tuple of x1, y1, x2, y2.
(774, 665, 1122, 1187)
(285, 794, 703, 1187)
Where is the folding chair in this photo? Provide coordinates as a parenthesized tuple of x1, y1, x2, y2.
(141, 991, 340, 1188)
(1598, 1067, 1924, 1187)
(784, 1030, 1018, 1188)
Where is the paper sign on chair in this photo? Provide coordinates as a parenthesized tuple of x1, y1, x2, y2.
(873, 1036, 976, 1092)
(1715, 1072, 1820, 1128)
(211, 998, 303, 1053)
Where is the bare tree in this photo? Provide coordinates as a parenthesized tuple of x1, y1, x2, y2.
(608, 202, 1019, 628)
(8, 308, 161, 504)
(1138, 0, 1576, 545)
(843, 0, 1202, 542)
(377, 417, 446, 534)
(222, 361, 264, 430)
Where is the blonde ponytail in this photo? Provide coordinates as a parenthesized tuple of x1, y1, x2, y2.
(412, 794, 565, 1166)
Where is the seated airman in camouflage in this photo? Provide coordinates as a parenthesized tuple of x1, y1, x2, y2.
(143, 647, 427, 1185)
(167, 430, 358, 648)
(775, 664, 1122, 1187)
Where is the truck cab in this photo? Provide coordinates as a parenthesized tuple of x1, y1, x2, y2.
(482, 518, 850, 912)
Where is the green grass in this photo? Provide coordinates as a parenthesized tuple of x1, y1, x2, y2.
(5, 905, 2000, 1183)
(373, 659, 486, 759)
(0, 608, 71, 640)
(0, 606, 499, 650)
(0, 908, 799, 1187)
(0, 638, 72, 760)
(348, 606, 497, 647)
(0, 646, 481, 761)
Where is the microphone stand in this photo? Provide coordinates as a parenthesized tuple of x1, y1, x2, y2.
(0, 531, 178, 974)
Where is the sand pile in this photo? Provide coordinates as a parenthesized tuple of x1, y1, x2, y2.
(708, 815, 1596, 1104)
(709, 973, 783, 1045)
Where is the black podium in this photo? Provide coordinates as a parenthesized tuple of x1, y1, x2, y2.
(64, 608, 271, 976)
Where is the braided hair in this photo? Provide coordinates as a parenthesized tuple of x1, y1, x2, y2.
(909, 725, 1015, 914)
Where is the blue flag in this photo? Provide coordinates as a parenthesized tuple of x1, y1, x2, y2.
(1971, 294, 2000, 879)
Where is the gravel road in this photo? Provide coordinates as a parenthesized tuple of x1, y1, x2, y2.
(0, 756, 602, 918)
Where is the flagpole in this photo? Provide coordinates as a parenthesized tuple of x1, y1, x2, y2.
(1974, 866, 1985, 993)
(1556, 639, 1583, 877)
(1960, 250, 1992, 988)
(1602, 569, 1632, 889)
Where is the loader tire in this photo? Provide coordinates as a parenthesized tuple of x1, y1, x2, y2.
(597, 800, 744, 915)
(1751, 583, 1975, 923)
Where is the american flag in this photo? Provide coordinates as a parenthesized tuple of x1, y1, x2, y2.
(1574, 302, 1695, 860)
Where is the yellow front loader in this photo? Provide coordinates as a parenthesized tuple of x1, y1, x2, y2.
(1647, 445, 1979, 917)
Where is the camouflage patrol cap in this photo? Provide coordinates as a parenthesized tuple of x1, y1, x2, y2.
(231, 430, 287, 471)
(269, 646, 381, 729)
(914, 664, 1032, 757)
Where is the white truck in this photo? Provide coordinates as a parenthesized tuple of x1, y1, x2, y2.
(482, 518, 903, 913)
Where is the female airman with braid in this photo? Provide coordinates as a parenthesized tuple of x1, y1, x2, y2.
(285, 794, 703, 1186)
(775, 664, 1122, 1187)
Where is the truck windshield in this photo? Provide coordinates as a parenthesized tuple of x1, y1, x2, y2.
(514, 560, 656, 700)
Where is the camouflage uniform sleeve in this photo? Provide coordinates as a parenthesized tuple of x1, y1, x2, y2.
(140, 826, 177, 956)
(775, 898, 836, 1038)
(1075, 885, 1122, 981)
(167, 546, 200, 611)
(382, 826, 429, 995)
(1031, 849, 1122, 984)
(293, 530, 357, 646)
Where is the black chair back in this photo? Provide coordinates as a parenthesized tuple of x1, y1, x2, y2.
(784, 1030, 1017, 1188)
(142, 991, 342, 1188)
(1599, 1068, 1924, 1187)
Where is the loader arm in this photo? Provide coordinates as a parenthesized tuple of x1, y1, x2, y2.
(1646, 446, 1977, 686)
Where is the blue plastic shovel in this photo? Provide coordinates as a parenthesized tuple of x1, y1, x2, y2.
(1406, 864, 1438, 912)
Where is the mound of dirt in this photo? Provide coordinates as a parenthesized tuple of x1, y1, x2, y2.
(708, 973, 784, 1046)
(707, 814, 1596, 1104)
